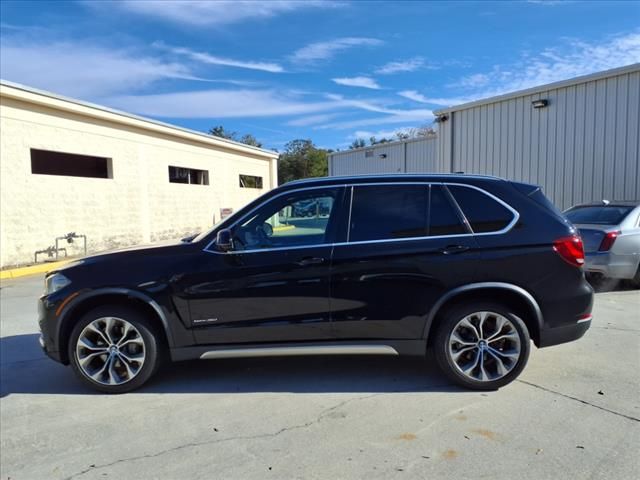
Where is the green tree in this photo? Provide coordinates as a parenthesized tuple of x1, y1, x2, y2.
(278, 139, 328, 184)
(349, 138, 366, 149)
(209, 125, 263, 148)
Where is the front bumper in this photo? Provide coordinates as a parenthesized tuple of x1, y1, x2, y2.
(584, 251, 637, 280)
(38, 295, 66, 364)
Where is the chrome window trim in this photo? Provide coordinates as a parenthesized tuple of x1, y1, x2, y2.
(203, 181, 520, 255)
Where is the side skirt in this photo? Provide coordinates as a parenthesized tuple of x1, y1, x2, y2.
(170, 340, 427, 362)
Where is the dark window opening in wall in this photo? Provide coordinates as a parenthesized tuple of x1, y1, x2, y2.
(365, 150, 374, 158)
(168, 166, 209, 185)
(30, 149, 112, 179)
(239, 174, 263, 189)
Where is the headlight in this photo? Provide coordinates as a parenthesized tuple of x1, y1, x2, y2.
(44, 273, 71, 295)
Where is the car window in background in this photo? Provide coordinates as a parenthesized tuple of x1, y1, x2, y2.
(349, 185, 428, 241)
(429, 186, 467, 236)
(448, 185, 514, 233)
(564, 206, 634, 225)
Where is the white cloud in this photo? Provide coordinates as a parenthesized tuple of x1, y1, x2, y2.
(104, 89, 340, 118)
(397, 90, 476, 107)
(287, 113, 341, 127)
(318, 108, 434, 130)
(450, 73, 490, 89)
(88, 0, 343, 27)
(350, 127, 414, 140)
(375, 57, 428, 74)
(430, 31, 640, 108)
(332, 76, 381, 89)
(0, 40, 199, 98)
(290, 37, 383, 64)
(157, 43, 284, 73)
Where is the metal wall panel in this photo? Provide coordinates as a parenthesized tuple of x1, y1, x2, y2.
(441, 67, 640, 209)
(329, 137, 439, 176)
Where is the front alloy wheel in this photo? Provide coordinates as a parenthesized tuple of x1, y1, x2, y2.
(434, 303, 531, 390)
(69, 306, 161, 393)
(75, 317, 146, 386)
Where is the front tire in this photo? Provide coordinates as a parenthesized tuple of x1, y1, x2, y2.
(68, 305, 162, 393)
(433, 302, 531, 390)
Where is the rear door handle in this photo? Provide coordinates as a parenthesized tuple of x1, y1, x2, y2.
(439, 245, 470, 255)
(297, 257, 326, 266)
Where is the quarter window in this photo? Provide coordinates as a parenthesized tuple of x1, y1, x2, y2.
(448, 185, 514, 233)
(349, 185, 429, 242)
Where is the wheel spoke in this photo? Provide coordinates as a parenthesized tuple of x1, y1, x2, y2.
(487, 331, 519, 344)
(451, 345, 477, 362)
(478, 350, 490, 381)
(461, 349, 481, 376)
(106, 355, 120, 385)
(450, 331, 476, 347)
(486, 345, 520, 361)
(486, 349, 509, 376)
(477, 312, 489, 339)
(103, 317, 117, 345)
(118, 337, 144, 349)
(486, 315, 508, 341)
(77, 336, 107, 352)
(85, 323, 110, 346)
(459, 317, 481, 341)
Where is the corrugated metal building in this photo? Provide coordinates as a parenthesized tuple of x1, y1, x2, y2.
(328, 63, 640, 209)
(328, 136, 439, 176)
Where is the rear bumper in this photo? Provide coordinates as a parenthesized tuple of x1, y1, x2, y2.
(584, 251, 638, 280)
(538, 316, 591, 347)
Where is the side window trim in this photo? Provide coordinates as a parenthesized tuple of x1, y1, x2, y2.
(444, 182, 520, 235)
(440, 184, 474, 235)
(203, 181, 520, 254)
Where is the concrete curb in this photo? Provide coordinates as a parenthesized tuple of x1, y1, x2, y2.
(0, 260, 69, 280)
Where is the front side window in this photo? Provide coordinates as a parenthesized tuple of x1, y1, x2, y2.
(233, 188, 340, 250)
(349, 185, 429, 242)
(448, 185, 514, 233)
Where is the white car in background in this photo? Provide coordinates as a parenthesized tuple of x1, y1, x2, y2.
(564, 201, 640, 288)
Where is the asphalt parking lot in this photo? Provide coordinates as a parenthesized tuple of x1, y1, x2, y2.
(1, 275, 638, 480)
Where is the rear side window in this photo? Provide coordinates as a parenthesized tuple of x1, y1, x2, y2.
(429, 186, 468, 236)
(448, 185, 514, 233)
(349, 185, 428, 241)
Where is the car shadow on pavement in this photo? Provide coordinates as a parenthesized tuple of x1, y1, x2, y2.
(0, 334, 463, 396)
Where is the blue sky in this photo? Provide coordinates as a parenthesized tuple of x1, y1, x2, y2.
(1, 1, 639, 151)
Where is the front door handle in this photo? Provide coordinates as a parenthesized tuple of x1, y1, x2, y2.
(297, 257, 326, 266)
(439, 245, 470, 255)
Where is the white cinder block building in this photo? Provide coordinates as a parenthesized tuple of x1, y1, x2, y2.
(0, 81, 278, 268)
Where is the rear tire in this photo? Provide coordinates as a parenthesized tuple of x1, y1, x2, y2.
(433, 302, 531, 390)
(68, 305, 162, 393)
(629, 265, 640, 289)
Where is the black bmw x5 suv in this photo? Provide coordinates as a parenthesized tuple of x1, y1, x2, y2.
(39, 174, 593, 393)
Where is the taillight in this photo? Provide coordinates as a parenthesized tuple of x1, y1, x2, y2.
(598, 231, 620, 251)
(553, 235, 585, 267)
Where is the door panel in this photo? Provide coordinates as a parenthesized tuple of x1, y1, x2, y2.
(186, 246, 334, 344)
(330, 238, 479, 339)
(181, 186, 345, 345)
(330, 183, 479, 340)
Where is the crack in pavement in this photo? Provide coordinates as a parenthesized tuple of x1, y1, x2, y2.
(517, 380, 640, 423)
(63, 392, 382, 480)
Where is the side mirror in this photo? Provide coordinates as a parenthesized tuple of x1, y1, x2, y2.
(216, 229, 234, 252)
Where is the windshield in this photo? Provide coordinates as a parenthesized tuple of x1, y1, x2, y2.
(564, 205, 634, 225)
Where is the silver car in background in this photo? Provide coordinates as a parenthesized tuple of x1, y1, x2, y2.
(564, 201, 640, 288)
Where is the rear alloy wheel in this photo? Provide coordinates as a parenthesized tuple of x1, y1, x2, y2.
(434, 303, 530, 390)
(69, 306, 161, 393)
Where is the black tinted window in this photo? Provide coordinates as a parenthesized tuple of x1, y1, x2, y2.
(564, 206, 634, 225)
(350, 185, 428, 241)
(429, 186, 467, 235)
(448, 185, 514, 233)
